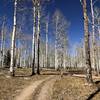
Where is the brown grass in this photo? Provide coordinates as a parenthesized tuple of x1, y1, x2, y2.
(0, 68, 48, 100)
(52, 75, 100, 100)
(0, 68, 100, 100)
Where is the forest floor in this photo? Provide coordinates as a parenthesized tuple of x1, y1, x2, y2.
(0, 68, 100, 100)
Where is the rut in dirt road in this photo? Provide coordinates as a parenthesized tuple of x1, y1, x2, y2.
(15, 75, 55, 100)
(36, 76, 58, 100)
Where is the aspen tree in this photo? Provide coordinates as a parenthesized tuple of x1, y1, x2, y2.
(32, 0, 37, 75)
(45, 15, 49, 68)
(90, 0, 97, 74)
(1, 17, 6, 68)
(53, 10, 69, 70)
(81, 0, 93, 83)
(10, 0, 17, 76)
(36, 1, 41, 74)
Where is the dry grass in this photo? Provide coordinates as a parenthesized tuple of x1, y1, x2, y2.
(0, 68, 100, 100)
(52, 75, 100, 100)
(0, 68, 48, 100)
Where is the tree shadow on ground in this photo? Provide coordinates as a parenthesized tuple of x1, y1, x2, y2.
(41, 73, 60, 75)
(41, 72, 83, 76)
(86, 80, 100, 100)
(14, 75, 32, 77)
(41, 72, 72, 75)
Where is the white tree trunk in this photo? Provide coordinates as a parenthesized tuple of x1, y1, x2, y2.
(37, 2, 40, 74)
(98, 18, 100, 39)
(15, 43, 17, 67)
(90, 0, 96, 71)
(63, 53, 66, 69)
(10, 0, 17, 76)
(83, 0, 93, 83)
(17, 40, 20, 67)
(32, 6, 35, 62)
(97, 18, 100, 74)
(55, 41, 58, 70)
(1, 18, 5, 67)
(24, 49, 27, 67)
(32, 5, 36, 75)
(55, 16, 59, 70)
(20, 43, 23, 67)
(45, 17, 49, 68)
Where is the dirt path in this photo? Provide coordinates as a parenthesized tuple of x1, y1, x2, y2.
(36, 76, 58, 100)
(14, 75, 56, 100)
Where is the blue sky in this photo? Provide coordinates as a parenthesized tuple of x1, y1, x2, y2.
(47, 0, 99, 54)
(52, 0, 84, 44)
(43, 0, 84, 47)
(0, 0, 100, 52)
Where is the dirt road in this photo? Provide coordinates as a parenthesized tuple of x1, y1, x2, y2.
(15, 75, 58, 100)
(34, 76, 58, 100)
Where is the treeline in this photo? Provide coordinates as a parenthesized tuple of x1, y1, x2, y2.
(0, 0, 100, 84)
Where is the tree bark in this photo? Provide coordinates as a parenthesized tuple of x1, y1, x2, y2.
(10, 0, 17, 76)
(1, 17, 5, 68)
(37, 2, 40, 74)
(32, 5, 36, 75)
(82, 0, 93, 83)
(45, 17, 49, 68)
(90, 0, 97, 74)
(55, 15, 59, 70)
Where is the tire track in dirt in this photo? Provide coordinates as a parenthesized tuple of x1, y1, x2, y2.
(14, 75, 54, 100)
(33, 76, 58, 100)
